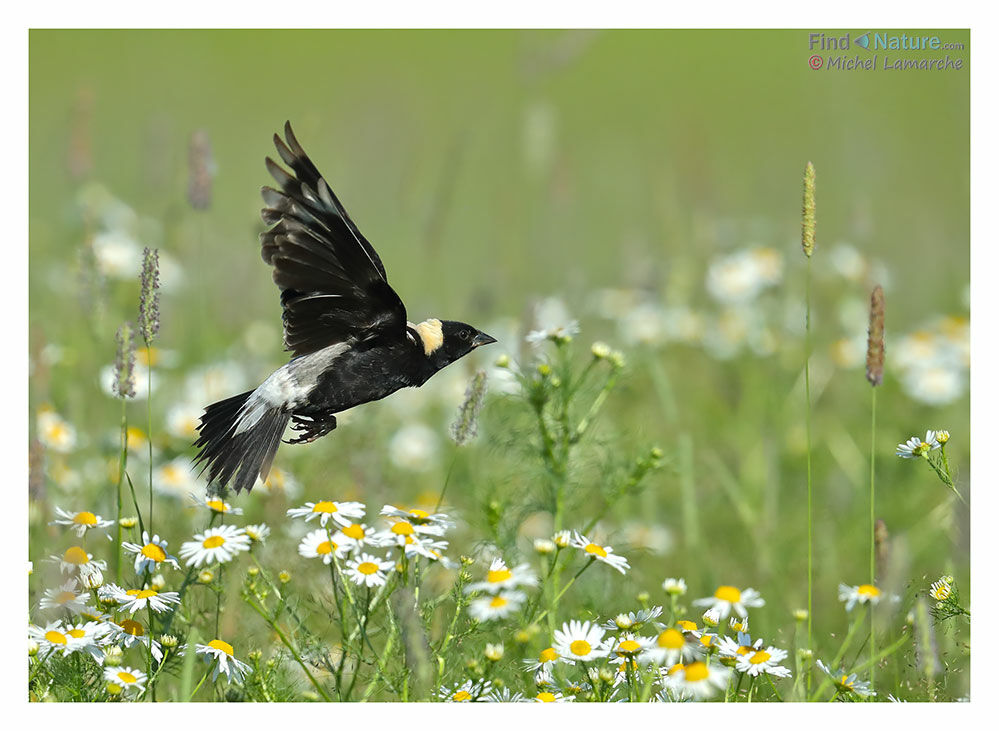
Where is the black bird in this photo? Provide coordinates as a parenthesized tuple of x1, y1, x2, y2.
(193, 122, 496, 494)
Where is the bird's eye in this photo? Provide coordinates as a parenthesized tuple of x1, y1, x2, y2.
(459, 330, 471, 341)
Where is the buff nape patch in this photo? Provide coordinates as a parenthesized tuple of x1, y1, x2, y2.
(415, 318, 444, 356)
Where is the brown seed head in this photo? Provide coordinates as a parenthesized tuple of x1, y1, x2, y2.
(866, 285, 885, 386)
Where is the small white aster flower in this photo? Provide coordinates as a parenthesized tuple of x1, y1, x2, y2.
(244, 523, 270, 544)
(640, 627, 703, 666)
(103, 619, 163, 662)
(692, 585, 765, 619)
(674, 660, 732, 699)
(379, 504, 453, 534)
(662, 577, 687, 596)
(30, 620, 103, 658)
(838, 583, 882, 612)
(717, 631, 759, 661)
(816, 659, 875, 697)
(465, 558, 538, 594)
(553, 620, 610, 662)
(39, 579, 91, 613)
(552, 530, 572, 548)
(298, 528, 348, 564)
(484, 687, 524, 702)
(195, 639, 252, 683)
(933, 430, 950, 445)
(179, 525, 251, 568)
(701, 608, 721, 627)
(570, 532, 630, 574)
(332, 522, 379, 552)
(533, 538, 556, 555)
(735, 644, 791, 677)
(896, 433, 939, 458)
(606, 633, 654, 659)
(468, 590, 526, 622)
(115, 587, 182, 614)
(437, 679, 492, 702)
(534, 689, 573, 702)
(601, 606, 663, 632)
(930, 578, 952, 602)
(37, 407, 77, 452)
(345, 553, 395, 588)
(523, 646, 565, 674)
(286, 499, 366, 528)
(104, 665, 147, 695)
(121, 532, 180, 575)
(50, 507, 114, 537)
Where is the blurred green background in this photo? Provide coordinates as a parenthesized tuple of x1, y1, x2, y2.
(29, 29, 970, 689)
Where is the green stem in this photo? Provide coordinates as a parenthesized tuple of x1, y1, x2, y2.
(869, 386, 877, 689)
(188, 666, 213, 701)
(114, 398, 127, 584)
(804, 255, 814, 691)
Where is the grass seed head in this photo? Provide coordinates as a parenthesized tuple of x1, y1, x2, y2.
(802, 161, 816, 257)
(866, 284, 886, 386)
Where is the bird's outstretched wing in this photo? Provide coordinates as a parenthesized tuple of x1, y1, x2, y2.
(260, 122, 407, 356)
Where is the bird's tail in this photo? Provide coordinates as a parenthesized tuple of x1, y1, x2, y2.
(193, 390, 290, 494)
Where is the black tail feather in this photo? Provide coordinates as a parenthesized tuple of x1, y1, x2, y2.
(193, 390, 290, 494)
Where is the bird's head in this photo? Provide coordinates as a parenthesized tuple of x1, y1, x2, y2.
(414, 318, 497, 371)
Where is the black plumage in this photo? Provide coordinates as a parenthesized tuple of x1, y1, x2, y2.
(193, 123, 495, 494)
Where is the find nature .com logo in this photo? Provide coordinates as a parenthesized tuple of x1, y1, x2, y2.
(806, 31, 966, 71)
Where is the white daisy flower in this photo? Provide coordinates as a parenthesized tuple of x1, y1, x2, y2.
(735, 644, 791, 678)
(816, 659, 876, 698)
(104, 665, 147, 695)
(50, 545, 107, 587)
(552, 530, 572, 548)
(484, 687, 525, 702)
(640, 627, 703, 666)
(437, 679, 492, 702)
(570, 533, 630, 574)
(244, 523, 270, 544)
(37, 407, 77, 452)
(50, 507, 114, 537)
(29, 620, 104, 658)
(673, 660, 732, 700)
(523, 646, 565, 675)
(692, 585, 765, 619)
(553, 620, 610, 662)
(930, 577, 953, 602)
(534, 690, 573, 702)
(838, 583, 882, 612)
(298, 528, 348, 564)
(179, 525, 251, 567)
(332, 523, 378, 552)
(196, 494, 243, 516)
(465, 558, 538, 594)
(102, 619, 164, 662)
(380, 504, 453, 535)
(468, 590, 526, 622)
(286, 499, 365, 528)
(115, 587, 181, 614)
(39, 579, 91, 613)
(675, 619, 703, 638)
(121, 532, 180, 575)
(607, 633, 655, 659)
(151, 457, 202, 498)
(195, 639, 252, 683)
(716, 631, 759, 662)
(662, 577, 687, 596)
(602, 606, 664, 632)
(345, 553, 395, 588)
(896, 433, 940, 458)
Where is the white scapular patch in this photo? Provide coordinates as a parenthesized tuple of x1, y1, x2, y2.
(233, 341, 351, 434)
(414, 318, 444, 356)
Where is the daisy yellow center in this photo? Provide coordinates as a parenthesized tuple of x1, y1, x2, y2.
(47, 422, 68, 440)
(677, 620, 698, 632)
(539, 647, 558, 663)
(119, 619, 143, 636)
(840, 675, 854, 688)
(203, 535, 226, 549)
(685, 661, 709, 681)
(667, 662, 685, 676)
(714, 585, 741, 603)
(206, 500, 228, 512)
(312, 501, 337, 514)
(408, 509, 429, 519)
(342, 524, 365, 540)
(452, 690, 471, 701)
(931, 585, 951, 601)
(737, 646, 752, 656)
(391, 521, 415, 536)
(700, 635, 714, 648)
(140, 543, 166, 562)
(749, 650, 771, 664)
(536, 692, 556, 702)
(358, 562, 379, 575)
(584, 543, 608, 558)
(55, 591, 77, 604)
(317, 541, 336, 555)
(858, 584, 880, 598)
(67, 629, 86, 639)
(117, 671, 137, 684)
(487, 567, 513, 583)
(63, 546, 89, 564)
(570, 640, 592, 656)
(127, 589, 157, 599)
(489, 596, 508, 608)
(618, 639, 641, 654)
(73, 511, 98, 526)
(657, 629, 685, 649)
(45, 630, 68, 645)
(208, 639, 234, 656)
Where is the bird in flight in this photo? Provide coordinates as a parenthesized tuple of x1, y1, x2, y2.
(194, 122, 496, 494)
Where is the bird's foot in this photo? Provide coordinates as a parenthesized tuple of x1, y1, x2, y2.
(284, 413, 338, 444)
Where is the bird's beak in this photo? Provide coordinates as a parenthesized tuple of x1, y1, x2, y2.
(471, 331, 497, 348)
